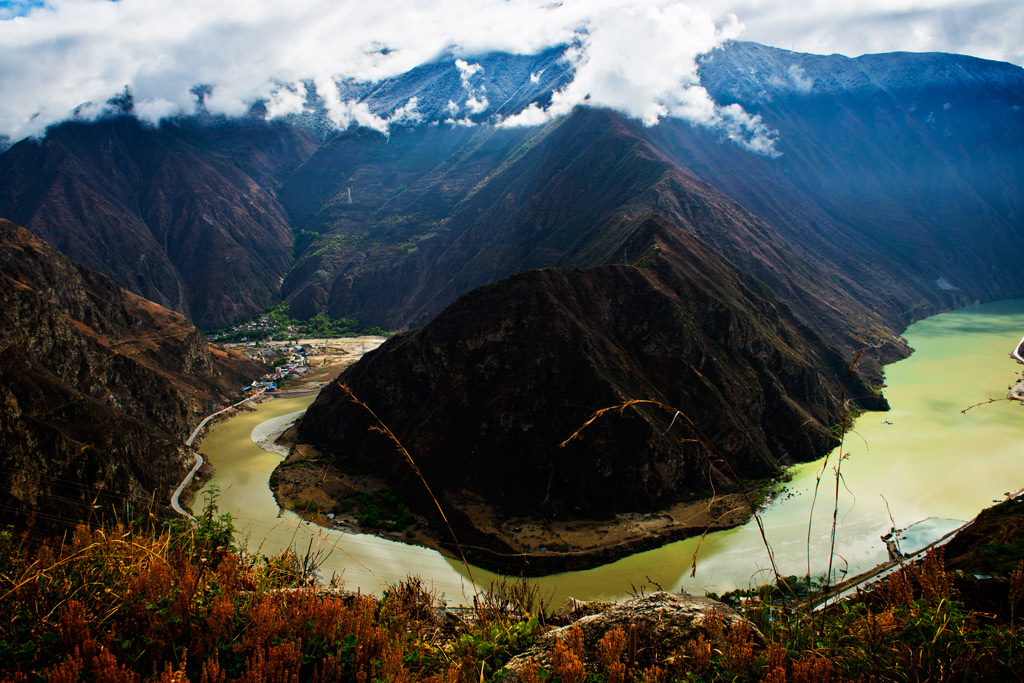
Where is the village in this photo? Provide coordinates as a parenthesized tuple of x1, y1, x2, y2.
(226, 336, 387, 396)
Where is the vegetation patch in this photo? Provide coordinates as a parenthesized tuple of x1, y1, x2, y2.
(332, 486, 417, 532)
(6, 487, 1024, 682)
(205, 303, 386, 342)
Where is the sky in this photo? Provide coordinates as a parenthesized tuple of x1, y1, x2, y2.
(0, 0, 1021, 144)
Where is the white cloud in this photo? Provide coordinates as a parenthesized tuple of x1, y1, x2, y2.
(787, 65, 813, 93)
(390, 96, 423, 125)
(134, 97, 180, 124)
(498, 102, 552, 128)
(465, 95, 490, 115)
(684, 0, 1024, 65)
(0, 0, 588, 140)
(455, 59, 483, 86)
(262, 83, 307, 120)
(455, 59, 489, 116)
(0, 0, 1019, 146)
(497, 4, 780, 154)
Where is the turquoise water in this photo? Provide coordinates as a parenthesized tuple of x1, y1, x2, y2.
(200, 299, 1024, 605)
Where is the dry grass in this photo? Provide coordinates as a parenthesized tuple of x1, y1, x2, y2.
(2, 509, 1024, 681)
(6, 371, 1024, 681)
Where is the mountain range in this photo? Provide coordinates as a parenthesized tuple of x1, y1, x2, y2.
(1, 41, 1022, 541)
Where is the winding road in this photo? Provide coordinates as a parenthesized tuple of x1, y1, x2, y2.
(170, 390, 264, 523)
(811, 519, 968, 612)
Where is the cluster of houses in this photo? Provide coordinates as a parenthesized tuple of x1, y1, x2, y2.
(243, 345, 310, 395)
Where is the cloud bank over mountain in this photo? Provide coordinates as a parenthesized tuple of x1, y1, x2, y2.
(1, 0, 1020, 150)
(0, 0, 740, 141)
(699, 0, 1024, 69)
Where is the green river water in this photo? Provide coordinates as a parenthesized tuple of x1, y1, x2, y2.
(197, 299, 1024, 606)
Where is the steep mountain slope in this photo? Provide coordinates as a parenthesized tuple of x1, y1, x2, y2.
(297, 214, 880, 568)
(0, 42, 1020, 563)
(0, 116, 318, 328)
(1, 44, 1020, 342)
(689, 42, 1024, 308)
(0, 219, 261, 524)
(277, 45, 1023, 358)
(280, 110, 905, 363)
(277, 122, 541, 320)
(335, 46, 574, 125)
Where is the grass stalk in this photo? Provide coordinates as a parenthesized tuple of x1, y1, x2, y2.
(338, 382, 478, 592)
(561, 398, 790, 594)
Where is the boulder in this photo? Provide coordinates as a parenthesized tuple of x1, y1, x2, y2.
(503, 591, 762, 681)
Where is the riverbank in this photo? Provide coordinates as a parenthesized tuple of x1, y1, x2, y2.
(270, 415, 768, 575)
(1008, 369, 1024, 401)
(175, 397, 263, 512)
(196, 299, 1024, 599)
(262, 352, 785, 574)
(177, 339, 379, 513)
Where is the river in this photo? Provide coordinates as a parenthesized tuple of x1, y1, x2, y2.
(196, 299, 1024, 606)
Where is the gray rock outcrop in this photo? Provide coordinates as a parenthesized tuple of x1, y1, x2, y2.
(502, 591, 762, 681)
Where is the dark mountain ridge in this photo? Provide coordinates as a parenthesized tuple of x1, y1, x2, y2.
(269, 45, 1024, 379)
(297, 214, 881, 569)
(0, 116, 318, 329)
(691, 42, 1024, 308)
(279, 109, 911, 367)
(1, 43, 1020, 343)
(2, 43, 1023, 543)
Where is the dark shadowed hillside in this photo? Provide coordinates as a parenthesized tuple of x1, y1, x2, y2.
(273, 46, 1024, 363)
(278, 109, 912, 379)
(2, 42, 1023, 543)
(297, 214, 881, 569)
(1, 44, 1020, 344)
(0, 219, 262, 524)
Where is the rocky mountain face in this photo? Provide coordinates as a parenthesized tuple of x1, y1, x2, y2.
(298, 214, 880, 564)
(0, 219, 262, 524)
(0, 116, 318, 329)
(278, 109, 908, 373)
(683, 42, 1024, 312)
(274, 45, 1024, 371)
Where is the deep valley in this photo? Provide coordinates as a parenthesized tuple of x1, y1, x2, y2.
(3, 5, 1024, 676)
(3, 40, 1024, 562)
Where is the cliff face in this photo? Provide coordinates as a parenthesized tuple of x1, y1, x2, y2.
(298, 215, 879, 540)
(0, 219, 262, 524)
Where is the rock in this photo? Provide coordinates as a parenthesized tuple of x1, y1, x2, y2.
(551, 597, 614, 625)
(503, 591, 762, 681)
(298, 218, 883, 571)
(1006, 379, 1024, 401)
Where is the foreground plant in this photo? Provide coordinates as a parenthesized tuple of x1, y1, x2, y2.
(0, 501, 545, 682)
(3, 500, 1024, 682)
